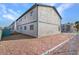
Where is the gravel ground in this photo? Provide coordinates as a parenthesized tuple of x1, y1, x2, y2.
(48, 35, 79, 55)
(0, 33, 74, 55)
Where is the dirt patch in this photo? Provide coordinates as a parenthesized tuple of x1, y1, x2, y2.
(48, 35, 79, 55)
(0, 33, 74, 55)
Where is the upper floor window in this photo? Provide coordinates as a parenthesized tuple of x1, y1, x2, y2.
(30, 11, 33, 16)
(30, 25, 34, 30)
(19, 18, 22, 22)
(20, 26, 22, 30)
(22, 16, 26, 20)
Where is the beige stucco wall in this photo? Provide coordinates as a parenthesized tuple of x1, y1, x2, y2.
(38, 6, 61, 37)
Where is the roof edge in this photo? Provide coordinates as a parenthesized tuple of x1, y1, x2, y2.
(9, 3, 62, 27)
(16, 3, 62, 21)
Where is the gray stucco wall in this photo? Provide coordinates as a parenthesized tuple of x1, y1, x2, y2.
(38, 22, 60, 37)
(16, 22, 38, 37)
(9, 4, 61, 38)
(15, 6, 38, 37)
(38, 6, 61, 37)
(38, 6, 60, 24)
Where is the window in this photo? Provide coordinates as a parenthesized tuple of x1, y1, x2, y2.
(24, 26, 27, 30)
(19, 18, 22, 22)
(30, 25, 34, 30)
(17, 26, 20, 30)
(20, 26, 22, 30)
(17, 26, 19, 30)
(30, 11, 33, 16)
(24, 16, 26, 19)
(58, 26, 60, 31)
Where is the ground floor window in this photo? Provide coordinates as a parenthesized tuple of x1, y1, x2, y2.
(17, 26, 19, 30)
(30, 25, 34, 30)
(24, 26, 27, 30)
(20, 26, 22, 30)
(58, 26, 60, 31)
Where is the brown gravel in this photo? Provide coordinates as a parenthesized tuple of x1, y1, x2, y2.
(0, 33, 74, 55)
(48, 35, 79, 55)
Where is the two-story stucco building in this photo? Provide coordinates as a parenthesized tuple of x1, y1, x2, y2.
(8, 3, 62, 38)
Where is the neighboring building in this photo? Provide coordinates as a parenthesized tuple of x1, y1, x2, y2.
(0, 27, 2, 40)
(8, 3, 62, 38)
(61, 23, 77, 33)
(9, 21, 16, 33)
(2, 27, 12, 37)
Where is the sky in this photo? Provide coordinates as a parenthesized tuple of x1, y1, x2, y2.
(0, 3, 79, 27)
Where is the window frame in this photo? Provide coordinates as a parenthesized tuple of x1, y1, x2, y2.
(30, 25, 34, 30)
(30, 11, 33, 16)
(24, 26, 27, 30)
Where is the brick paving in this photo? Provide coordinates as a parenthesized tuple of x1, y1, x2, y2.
(0, 33, 74, 55)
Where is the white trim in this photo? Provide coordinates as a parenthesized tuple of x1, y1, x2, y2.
(41, 38, 72, 55)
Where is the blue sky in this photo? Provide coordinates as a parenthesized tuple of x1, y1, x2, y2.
(0, 3, 79, 27)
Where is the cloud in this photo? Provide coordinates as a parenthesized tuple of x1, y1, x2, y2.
(3, 14, 16, 21)
(8, 9, 19, 16)
(0, 4, 7, 14)
(41, 3, 56, 6)
(13, 3, 30, 8)
(57, 3, 73, 14)
(0, 4, 20, 21)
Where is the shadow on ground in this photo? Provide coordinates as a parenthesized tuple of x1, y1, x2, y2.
(2, 33, 35, 41)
